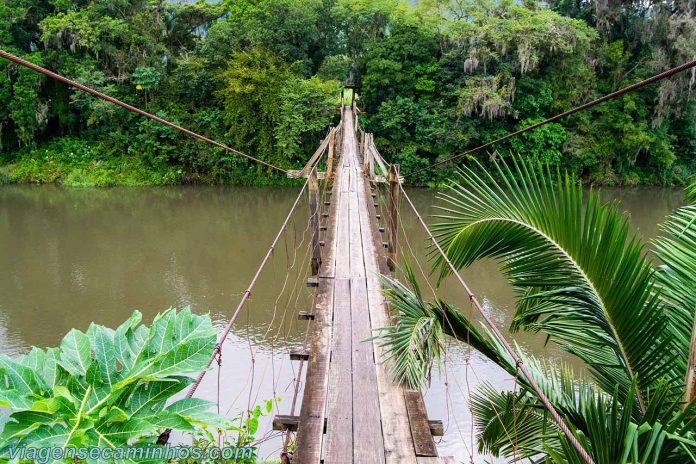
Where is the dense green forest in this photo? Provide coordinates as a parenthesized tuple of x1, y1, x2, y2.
(0, 0, 694, 186)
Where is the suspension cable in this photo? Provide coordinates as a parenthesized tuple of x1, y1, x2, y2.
(0, 49, 288, 174)
(405, 58, 696, 178)
(156, 175, 310, 445)
(399, 185, 596, 464)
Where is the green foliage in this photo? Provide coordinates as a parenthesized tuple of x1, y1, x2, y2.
(2, 138, 183, 186)
(687, 179, 696, 204)
(0, 308, 231, 455)
(0, 0, 694, 185)
(216, 48, 338, 170)
(509, 118, 568, 163)
(174, 398, 278, 464)
(356, 0, 695, 186)
(376, 157, 696, 462)
(132, 66, 160, 91)
(276, 76, 340, 163)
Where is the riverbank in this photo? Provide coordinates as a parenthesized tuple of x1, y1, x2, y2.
(0, 138, 300, 187)
(2, 137, 692, 188)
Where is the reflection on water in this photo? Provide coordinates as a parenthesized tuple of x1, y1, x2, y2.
(0, 184, 684, 461)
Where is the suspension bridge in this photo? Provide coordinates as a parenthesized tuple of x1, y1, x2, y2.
(274, 104, 449, 463)
(2, 49, 695, 464)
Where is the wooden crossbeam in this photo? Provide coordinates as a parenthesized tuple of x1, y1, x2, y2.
(290, 351, 310, 361)
(298, 311, 315, 320)
(273, 415, 326, 433)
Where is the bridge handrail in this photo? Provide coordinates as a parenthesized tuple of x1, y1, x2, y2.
(158, 131, 334, 444)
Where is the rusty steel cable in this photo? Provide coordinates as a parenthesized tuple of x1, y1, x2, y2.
(399, 184, 596, 464)
(156, 175, 310, 445)
(405, 58, 696, 178)
(0, 49, 288, 174)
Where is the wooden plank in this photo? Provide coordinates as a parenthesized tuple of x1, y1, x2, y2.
(324, 278, 353, 462)
(293, 163, 341, 464)
(351, 278, 386, 464)
(335, 187, 351, 280)
(370, 145, 389, 178)
(290, 351, 310, 361)
(416, 458, 454, 464)
(288, 170, 329, 179)
(356, 133, 419, 464)
(386, 164, 400, 271)
(349, 193, 365, 278)
(429, 421, 444, 437)
(404, 390, 438, 457)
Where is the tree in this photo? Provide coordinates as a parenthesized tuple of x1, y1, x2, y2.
(376, 156, 696, 462)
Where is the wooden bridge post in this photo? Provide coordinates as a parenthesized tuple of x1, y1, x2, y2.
(359, 131, 365, 157)
(327, 127, 336, 180)
(387, 164, 400, 271)
(368, 136, 375, 179)
(309, 167, 322, 275)
(363, 134, 371, 176)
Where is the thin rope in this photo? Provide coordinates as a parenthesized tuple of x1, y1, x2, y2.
(280, 162, 335, 455)
(156, 176, 310, 444)
(0, 49, 288, 174)
(399, 185, 596, 464)
(405, 58, 696, 177)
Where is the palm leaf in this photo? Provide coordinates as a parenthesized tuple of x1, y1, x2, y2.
(653, 205, 696, 355)
(686, 179, 696, 204)
(377, 271, 696, 463)
(431, 156, 683, 413)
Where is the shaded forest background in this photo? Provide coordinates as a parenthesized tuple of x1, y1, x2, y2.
(0, 0, 694, 186)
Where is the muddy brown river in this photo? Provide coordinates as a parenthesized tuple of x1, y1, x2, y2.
(0, 185, 684, 461)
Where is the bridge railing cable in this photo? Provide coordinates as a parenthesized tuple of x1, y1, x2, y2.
(156, 127, 338, 445)
(156, 175, 310, 444)
(0, 49, 288, 174)
(397, 185, 596, 464)
(404, 58, 696, 178)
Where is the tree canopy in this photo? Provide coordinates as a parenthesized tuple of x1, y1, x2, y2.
(0, 0, 694, 186)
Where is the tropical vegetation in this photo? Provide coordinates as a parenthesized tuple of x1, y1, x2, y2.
(0, 308, 236, 460)
(377, 158, 696, 462)
(0, 0, 694, 186)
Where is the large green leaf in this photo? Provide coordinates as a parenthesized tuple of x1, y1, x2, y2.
(0, 308, 228, 457)
(59, 328, 92, 377)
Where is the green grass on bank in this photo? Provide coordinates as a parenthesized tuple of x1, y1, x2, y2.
(0, 138, 300, 187)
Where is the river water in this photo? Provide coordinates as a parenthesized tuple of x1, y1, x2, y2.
(0, 185, 685, 461)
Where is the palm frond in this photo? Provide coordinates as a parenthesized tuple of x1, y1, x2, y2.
(376, 266, 446, 389)
(471, 383, 563, 460)
(377, 271, 696, 463)
(686, 179, 696, 204)
(431, 156, 683, 413)
(653, 205, 696, 355)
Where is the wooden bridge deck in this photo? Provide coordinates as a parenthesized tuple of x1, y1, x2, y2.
(290, 108, 449, 464)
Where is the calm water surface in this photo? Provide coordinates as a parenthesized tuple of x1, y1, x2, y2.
(0, 185, 684, 461)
